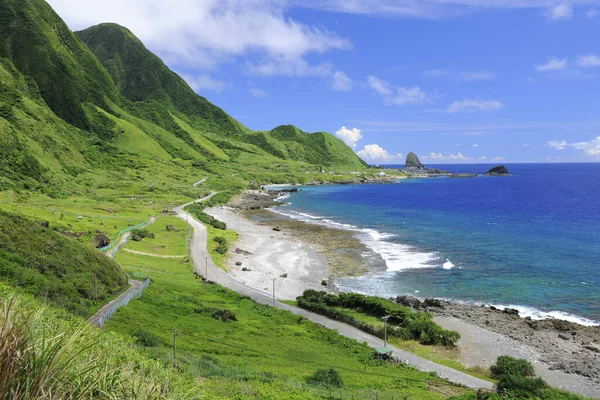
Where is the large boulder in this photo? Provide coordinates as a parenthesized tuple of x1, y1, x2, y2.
(94, 233, 110, 248)
(405, 152, 425, 170)
(484, 165, 510, 176)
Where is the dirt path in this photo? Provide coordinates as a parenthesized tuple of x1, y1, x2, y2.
(122, 248, 186, 258)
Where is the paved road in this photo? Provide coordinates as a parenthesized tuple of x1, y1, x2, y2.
(88, 279, 144, 327)
(175, 201, 494, 390)
(122, 248, 186, 258)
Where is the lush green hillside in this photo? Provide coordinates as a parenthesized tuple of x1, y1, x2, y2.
(0, 210, 128, 315)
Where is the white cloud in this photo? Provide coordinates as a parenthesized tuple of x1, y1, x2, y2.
(181, 73, 229, 93)
(296, 1, 596, 20)
(473, 144, 479, 147)
(356, 144, 402, 163)
(335, 126, 363, 148)
(546, 3, 573, 20)
(247, 57, 333, 77)
(587, 9, 600, 17)
(421, 152, 495, 163)
(367, 75, 392, 95)
(389, 86, 433, 106)
(458, 71, 496, 81)
(47, 0, 351, 73)
(577, 55, 600, 68)
(491, 157, 505, 162)
(535, 57, 568, 72)
(446, 98, 504, 113)
(249, 88, 269, 98)
(547, 137, 600, 157)
(368, 76, 434, 106)
(463, 131, 486, 136)
(423, 69, 448, 77)
(332, 70, 353, 91)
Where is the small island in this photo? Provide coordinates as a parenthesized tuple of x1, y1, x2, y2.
(403, 153, 510, 178)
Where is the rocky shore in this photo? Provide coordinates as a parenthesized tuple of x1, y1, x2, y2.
(396, 296, 600, 396)
(222, 188, 600, 398)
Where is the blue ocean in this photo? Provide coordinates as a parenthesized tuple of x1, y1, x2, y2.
(273, 163, 600, 325)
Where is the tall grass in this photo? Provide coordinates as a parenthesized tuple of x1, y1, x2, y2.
(0, 292, 203, 399)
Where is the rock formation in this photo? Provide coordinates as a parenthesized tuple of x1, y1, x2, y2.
(405, 152, 426, 170)
(484, 165, 510, 176)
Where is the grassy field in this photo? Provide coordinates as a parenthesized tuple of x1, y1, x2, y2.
(107, 240, 471, 399)
(207, 225, 238, 271)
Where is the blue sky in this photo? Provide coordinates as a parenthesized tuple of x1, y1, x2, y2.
(49, 0, 600, 163)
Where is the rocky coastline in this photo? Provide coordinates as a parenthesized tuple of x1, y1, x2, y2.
(226, 188, 600, 397)
(396, 296, 600, 387)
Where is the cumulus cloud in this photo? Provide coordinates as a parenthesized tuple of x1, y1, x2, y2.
(587, 9, 600, 17)
(47, 0, 351, 74)
(547, 137, 600, 157)
(545, 3, 573, 20)
(458, 71, 496, 81)
(249, 88, 269, 98)
(332, 70, 353, 91)
(536, 57, 568, 72)
(335, 126, 363, 149)
(356, 144, 402, 163)
(473, 144, 479, 147)
(180, 73, 229, 93)
(577, 55, 600, 68)
(446, 98, 504, 113)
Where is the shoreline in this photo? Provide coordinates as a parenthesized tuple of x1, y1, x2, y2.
(209, 189, 600, 398)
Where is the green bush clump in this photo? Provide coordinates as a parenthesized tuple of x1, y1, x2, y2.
(306, 368, 343, 388)
(213, 236, 227, 245)
(297, 290, 460, 347)
(184, 204, 227, 230)
(132, 328, 160, 347)
(215, 244, 228, 255)
(131, 228, 153, 239)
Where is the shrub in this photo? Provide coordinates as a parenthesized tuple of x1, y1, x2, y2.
(306, 368, 343, 388)
(213, 236, 227, 244)
(131, 229, 152, 239)
(132, 328, 160, 347)
(490, 356, 535, 379)
(215, 244, 228, 255)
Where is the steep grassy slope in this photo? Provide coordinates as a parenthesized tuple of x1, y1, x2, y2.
(0, 0, 119, 129)
(0, 210, 128, 315)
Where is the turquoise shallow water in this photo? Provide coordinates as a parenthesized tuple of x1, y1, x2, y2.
(272, 163, 600, 325)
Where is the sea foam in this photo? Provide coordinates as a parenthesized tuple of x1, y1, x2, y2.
(271, 208, 440, 272)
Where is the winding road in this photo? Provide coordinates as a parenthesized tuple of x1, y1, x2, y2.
(175, 196, 494, 390)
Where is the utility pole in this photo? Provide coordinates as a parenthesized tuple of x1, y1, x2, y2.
(382, 316, 390, 347)
(173, 329, 177, 368)
(272, 278, 276, 306)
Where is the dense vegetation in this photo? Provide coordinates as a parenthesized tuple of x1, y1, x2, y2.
(185, 203, 227, 230)
(449, 356, 588, 400)
(297, 290, 461, 347)
(0, 210, 128, 315)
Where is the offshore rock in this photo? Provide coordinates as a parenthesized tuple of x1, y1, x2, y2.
(484, 165, 510, 176)
(405, 152, 426, 170)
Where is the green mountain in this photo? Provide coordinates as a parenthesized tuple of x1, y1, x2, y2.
(0, 0, 368, 193)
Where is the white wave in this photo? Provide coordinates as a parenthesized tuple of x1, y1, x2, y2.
(442, 259, 455, 270)
(270, 209, 440, 272)
(491, 304, 600, 327)
(275, 193, 291, 201)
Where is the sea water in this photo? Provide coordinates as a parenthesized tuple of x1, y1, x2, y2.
(272, 163, 600, 325)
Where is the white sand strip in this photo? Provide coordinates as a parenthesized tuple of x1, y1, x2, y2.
(205, 206, 328, 300)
